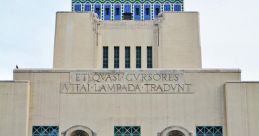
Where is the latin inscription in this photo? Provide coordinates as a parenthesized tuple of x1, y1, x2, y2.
(60, 70, 193, 94)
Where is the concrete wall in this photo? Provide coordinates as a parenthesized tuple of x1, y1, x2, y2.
(97, 21, 158, 69)
(53, 12, 97, 68)
(225, 82, 259, 136)
(158, 12, 201, 68)
(0, 81, 30, 136)
(14, 69, 240, 136)
(53, 12, 201, 69)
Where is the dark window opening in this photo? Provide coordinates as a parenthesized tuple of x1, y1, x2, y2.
(114, 47, 119, 68)
(115, 8, 120, 15)
(147, 47, 152, 68)
(155, 8, 160, 15)
(103, 47, 108, 68)
(135, 8, 140, 15)
(136, 47, 141, 68)
(125, 47, 130, 68)
(105, 8, 110, 15)
(145, 8, 150, 15)
(123, 13, 132, 20)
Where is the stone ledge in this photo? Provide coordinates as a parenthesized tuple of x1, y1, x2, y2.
(0, 80, 29, 83)
(13, 68, 241, 73)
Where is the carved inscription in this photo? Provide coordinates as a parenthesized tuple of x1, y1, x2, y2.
(60, 70, 193, 94)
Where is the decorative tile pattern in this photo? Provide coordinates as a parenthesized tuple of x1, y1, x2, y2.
(72, 0, 183, 20)
(32, 126, 59, 136)
(196, 126, 223, 136)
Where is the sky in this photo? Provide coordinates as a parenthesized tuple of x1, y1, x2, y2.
(0, 0, 258, 81)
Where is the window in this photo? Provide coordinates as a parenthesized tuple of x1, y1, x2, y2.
(145, 8, 150, 15)
(94, 4, 101, 18)
(164, 4, 171, 11)
(167, 130, 184, 136)
(125, 47, 130, 68)
(71, 130, 88, 136)
(84, 4, 91, 12)
(174, 4, 182, 12)
(155, 8, 160, 15)
(134, 4, 141, 20)
(32, 126, 58, 136)
(144, 4, 151, 20)
(147, 47, 152, 68)
(115, 7, 120, 15)
(196, 126, 223, 136)
(114, 126, 141, 136)
(105, 8, 110, 15)
(136, 47, 141, 68)
(154, 4, 161, 18)
(114, 4, 121, 20)
(136, 7, 140, 15)
(104, 4, 111, 20)
(114, 47, 119, 68)
(103, 47, 108, 68)
(124, 4, 131, 13)
(74, 3, 82, 12)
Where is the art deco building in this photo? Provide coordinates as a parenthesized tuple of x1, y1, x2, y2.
(0, 1, 258, 136)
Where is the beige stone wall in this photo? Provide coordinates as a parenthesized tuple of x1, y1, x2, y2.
(0, 81, 30, 136)
(97, 21, 157, 69)
(53, 12, 98, 68)
(14, 71, 68, 136)
(158, 12, 201, 68)
(14, 69, 240, 136)
(53, 12, 201, 69)
(225, 82, 259, 136)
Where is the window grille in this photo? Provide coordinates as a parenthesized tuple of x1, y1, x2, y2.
(114, 126, 141, 136)
(136, 47, 141, 68)
(32, 126, 59, 136)
(196, 126, 223, 136)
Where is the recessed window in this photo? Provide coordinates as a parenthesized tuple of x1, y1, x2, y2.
(32, 126, 58, 136)
(115, 7, 120, 15)
(174, 4, 182, 12)
(114, 126, 141, 136)
(136, 7, 140, 16)
(196, 126, 223, 136)
(94, 5, 101, 18)
(164, 4, 171, 11)
(167, 130, 184, 136)
(147, 47, 152, 68)
(84, 4, 91, 12)
(125, 47, 130, 68)
(155, 8, 160, 15)
(114, 47, 119, 68)
(145, 8, 150, 15)
(103, 47, 108, 68)
(95, 8, 100, 12)
(105, 8, 110, 15)
(74, 3, 81, 12)
(136, 47, 141, 68)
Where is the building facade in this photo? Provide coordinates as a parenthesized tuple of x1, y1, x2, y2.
(0, 1, 259, 136)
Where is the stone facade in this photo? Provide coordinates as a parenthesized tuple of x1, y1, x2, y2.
(0, 10, 258, 136)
